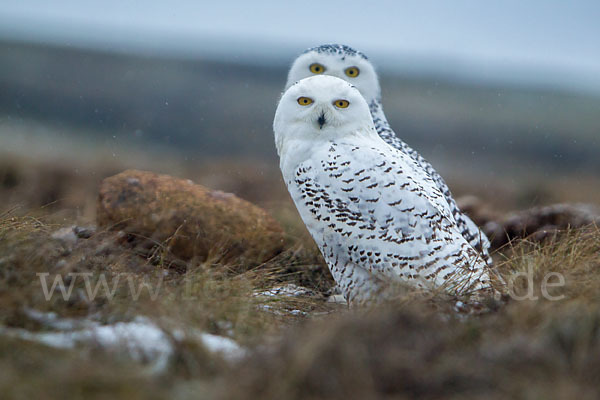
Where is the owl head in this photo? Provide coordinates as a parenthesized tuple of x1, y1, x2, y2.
(274, 75, 377, 155)
(286, 44, 381, 106)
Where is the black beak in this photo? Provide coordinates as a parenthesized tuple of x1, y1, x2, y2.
(318, 112, 326, 129)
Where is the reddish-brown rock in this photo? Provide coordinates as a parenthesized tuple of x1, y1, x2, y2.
(483, 203, 600, 249)
(457, 196, 600, 250)
(97, 169, 284, 266)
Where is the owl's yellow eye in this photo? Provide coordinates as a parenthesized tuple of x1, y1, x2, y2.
(309, 63, 326, 74)
(297, 97, 314, 106)
(344, 67, 360, 77)
(333, 99, 350, 109)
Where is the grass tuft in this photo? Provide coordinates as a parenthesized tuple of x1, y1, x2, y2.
(2, 204, 600, 399)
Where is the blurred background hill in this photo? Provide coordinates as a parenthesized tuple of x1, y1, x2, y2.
(1, 0, 599, 218)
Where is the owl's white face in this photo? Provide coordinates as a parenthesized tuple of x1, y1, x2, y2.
(274, 75, 376, 157)
(286, 45, 381, 105)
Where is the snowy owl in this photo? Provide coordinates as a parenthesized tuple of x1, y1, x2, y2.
(286, 44, 492, 264)
(274, 75, 492, 304)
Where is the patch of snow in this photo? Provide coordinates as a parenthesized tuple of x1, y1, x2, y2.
(255, 284, 315, 298)
(90, 317, 173, 364)
(51, 226, 78, 245)
(327, 294, 347, 304)
(256, 304, 307, 317)
(199, 333, 245, 362)
(454, 301, 466, 313)
(0, 312, 245, 373)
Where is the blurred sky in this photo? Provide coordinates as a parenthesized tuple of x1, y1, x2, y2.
(1, 0, 599, 91)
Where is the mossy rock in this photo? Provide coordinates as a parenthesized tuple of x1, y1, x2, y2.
(97, 169, 285, 267)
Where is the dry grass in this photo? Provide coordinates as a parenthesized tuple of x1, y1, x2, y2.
(3, 153, 600, 399)
(224, 302, 600, 400)
(495, 225, 600, 304)
(0, 212, 334, 399)
(223, 227, 600, 400)
(3, 210, 600, 399)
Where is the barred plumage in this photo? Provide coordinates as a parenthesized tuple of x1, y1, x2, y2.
(274, 75, 491, 304)
(286, 44, 492, 264)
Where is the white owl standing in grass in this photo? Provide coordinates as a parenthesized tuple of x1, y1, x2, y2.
(274, 75, 493, 305)
(286, 44, 492, 265)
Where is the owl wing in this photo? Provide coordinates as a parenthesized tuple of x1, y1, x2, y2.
(377, 126, 492, 263)
(288, 139, 489, 294)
